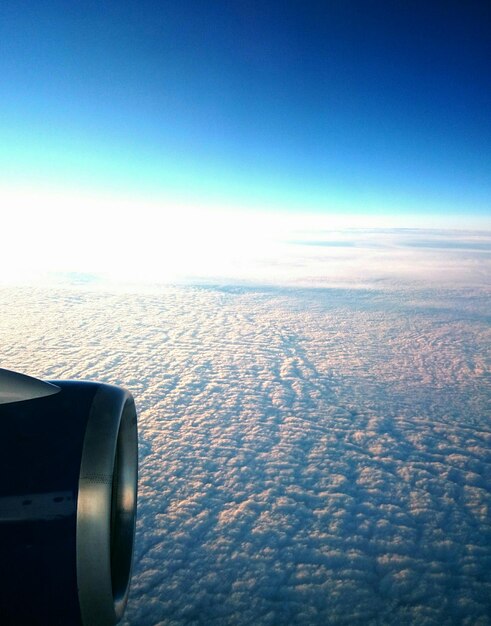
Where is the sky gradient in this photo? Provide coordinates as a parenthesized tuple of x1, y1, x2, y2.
(1, 0, 490, 226)
(1, 5, 490, 622)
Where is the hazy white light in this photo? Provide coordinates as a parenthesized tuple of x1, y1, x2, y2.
(0, 182, 489, 287)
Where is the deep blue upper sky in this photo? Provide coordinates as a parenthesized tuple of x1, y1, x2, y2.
(1, 0, 490, 221)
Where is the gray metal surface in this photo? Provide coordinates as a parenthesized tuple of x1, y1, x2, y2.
(76, 384, 138, 626)
(0, 368, 60, 404)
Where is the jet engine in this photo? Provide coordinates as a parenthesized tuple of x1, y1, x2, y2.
(0, 369, 138, 625)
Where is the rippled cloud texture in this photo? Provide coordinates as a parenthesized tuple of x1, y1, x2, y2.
(1, 229, 490, 624)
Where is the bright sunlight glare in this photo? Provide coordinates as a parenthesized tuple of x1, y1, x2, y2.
(1, 182, 489, 287)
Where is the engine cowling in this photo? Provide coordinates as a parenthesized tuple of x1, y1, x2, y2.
(0, 373, 138, 625)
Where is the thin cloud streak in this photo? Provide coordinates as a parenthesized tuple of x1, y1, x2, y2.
(1, 212, 490, 290)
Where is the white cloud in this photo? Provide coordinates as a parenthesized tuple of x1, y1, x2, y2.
(0, 233, 490, 624)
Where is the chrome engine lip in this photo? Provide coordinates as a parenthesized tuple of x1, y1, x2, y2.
(76, 384, 138, 626)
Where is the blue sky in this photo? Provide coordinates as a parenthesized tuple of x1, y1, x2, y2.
(0, 0, 490, 224)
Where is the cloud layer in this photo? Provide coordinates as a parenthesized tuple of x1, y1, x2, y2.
(1, 231, 490, 625)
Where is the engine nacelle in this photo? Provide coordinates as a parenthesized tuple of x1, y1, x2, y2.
(0, 373, 138, 625)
